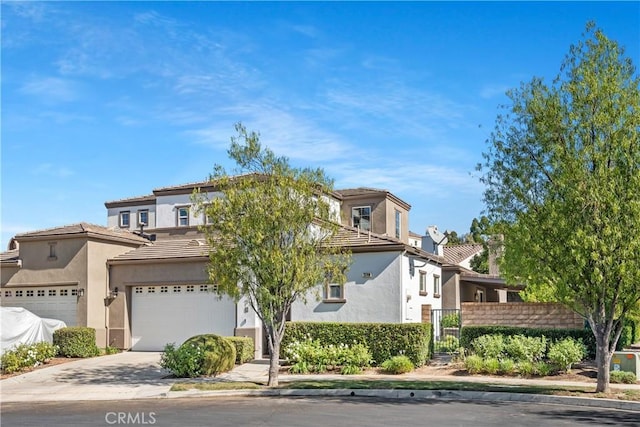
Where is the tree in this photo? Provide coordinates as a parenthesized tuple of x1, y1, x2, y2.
(194, 123, 350, 386)
(478, 24, 640, 393)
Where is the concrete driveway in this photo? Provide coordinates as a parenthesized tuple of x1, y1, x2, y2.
(0, 352, 174, 403)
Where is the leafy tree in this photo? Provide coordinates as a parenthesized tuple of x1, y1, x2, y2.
(479, 24, 640, 393)
(444, 230, 463, 245)
(194, 123, 350, 386)
(469, 250, 489, 274)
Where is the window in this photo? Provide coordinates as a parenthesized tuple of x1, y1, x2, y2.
(37, 290, 45, 297)
(48, 242, 57, 260)
(4, 291, 11, 297)
(71, 289, 78, 296)
(119, 211, 130, 228)
(186, 285, 194, 293)
(395, 210, 401, 239)
(148, 287, 155, 293)
(135, 287, 143, 294)
(351, 206, 371, 231)
(324, 283, 345, 302)
(26, 290, 34, 297)
(16, 290, 23, 297)
(177, 207, 189, 226)
(49, 289, 56, 296)
(60, 289, 68, 296)
(433, 275, 441, 297)
(138, 210, 149, 227)
(173, 286, 181, 293)
(199, 285, 209, 292)
(419, 271, 427, 295)
(160, 286, 168, 293)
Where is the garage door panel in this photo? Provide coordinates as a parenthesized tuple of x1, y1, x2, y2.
(131, 285, 236, 351)
(0, 287, 77, 326)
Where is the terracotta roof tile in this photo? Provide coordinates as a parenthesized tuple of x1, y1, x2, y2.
(443, 244, 484, 265)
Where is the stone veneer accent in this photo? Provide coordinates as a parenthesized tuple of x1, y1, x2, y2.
(461, 302, 584, 329)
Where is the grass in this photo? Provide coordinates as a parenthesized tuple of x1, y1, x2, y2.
(170, 379, 640, 401)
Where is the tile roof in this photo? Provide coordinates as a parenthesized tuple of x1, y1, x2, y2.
(443, 243, 484, 265)
(109, 225, 443, 264)
(0, 249, 19, 263)
(334, 187, 411, 210)
(104, 194, 156, 208)
(14, 223, 149, 244)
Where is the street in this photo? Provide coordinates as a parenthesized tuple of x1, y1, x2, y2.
(2, 396, 639, 427)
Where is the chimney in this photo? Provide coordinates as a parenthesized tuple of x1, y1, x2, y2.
(488, 234, 503, 276)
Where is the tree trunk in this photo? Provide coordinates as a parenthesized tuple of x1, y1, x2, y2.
(595, 332, 612, 393)
(267, 336, 280, 387)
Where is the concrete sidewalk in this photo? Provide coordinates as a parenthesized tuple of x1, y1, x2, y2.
(2, 354, 640, 412)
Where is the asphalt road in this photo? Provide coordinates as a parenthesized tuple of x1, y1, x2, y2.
(2, 396, 639, 427)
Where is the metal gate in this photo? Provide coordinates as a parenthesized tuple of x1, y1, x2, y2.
(431, 309, 461, 353)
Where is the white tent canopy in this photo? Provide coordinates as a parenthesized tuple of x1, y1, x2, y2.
(1, 307, 67, 355)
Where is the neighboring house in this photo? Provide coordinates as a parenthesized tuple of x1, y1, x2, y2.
(0, 224, 147, 347)
(1, 181, 443, 354)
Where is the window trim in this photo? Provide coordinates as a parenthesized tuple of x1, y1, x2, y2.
(137, 210, 149, 227)
(433, 274, 441, 298)
(351, 205, 372, 231)
(119, 211, 131, 228)
(177, 206, 190, 227)
(419, 271, 428, 296)
(323, 283, 346, 303)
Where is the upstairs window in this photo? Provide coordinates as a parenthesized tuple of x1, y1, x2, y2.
(395, 209, 401, 239)
(433, 275, 441, 297)
(119, 211, 130, 228)
(419, 271, 427, 295)
(352, 206, 371, 231)
(177, 207, 189, 227)
(48, 242, 57, 260)
(138, 210, 149, 227)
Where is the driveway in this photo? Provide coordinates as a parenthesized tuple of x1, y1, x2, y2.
(0, 352, 173, 403)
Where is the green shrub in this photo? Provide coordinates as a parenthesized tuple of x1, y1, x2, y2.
(283, 322, 432, 367)
(283, 338, 372, 373)
(1, 342, 58, 374)
(226, 337, 255, 364)
(471, 334, 505, 359)
(616, 317, 640, 350)
(103, 346, 120, 355)
(160, 343, 204, 378)
(182, 334, 236, 377)
(483, 358, 501, 375)
(464, 355, 483, 374)
(340, 364, 364, 375)
(441, 313, 460, 328)
(610, 370, 637, 384)
(437, 335, 460, 354)
(547, 338, 586, 372)
(460, 326, 595, 359)
(504, 335, 547, 362)
(533, 361, 553, 376)
(516, 360, 534, 377)
(499, 358, 516, 375)
(380, 355, 414, 374)
(53, 327, 100, 358)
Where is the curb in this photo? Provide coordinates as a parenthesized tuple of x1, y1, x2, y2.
(164, 388, 640, 412)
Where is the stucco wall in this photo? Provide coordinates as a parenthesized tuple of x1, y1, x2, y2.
(107, 204, 156, 230)
(401, 256, 442, 321)
(461, 302, 584, 329)
(292, 251, 404, 323)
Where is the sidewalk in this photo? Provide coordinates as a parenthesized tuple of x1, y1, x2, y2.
(2, 354, 639, 412)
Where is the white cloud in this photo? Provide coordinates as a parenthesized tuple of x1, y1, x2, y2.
(31, 163, 74, 178)
(479, 84, 510, 99)
(21, 77, 79, 103)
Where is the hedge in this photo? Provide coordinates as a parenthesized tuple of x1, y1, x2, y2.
(226, 336, 255, 364)
(282, 322, 433, 367)
(460, 326, 596, 359)
(53, 327, 100, 358)
(616, 317, 640, 351)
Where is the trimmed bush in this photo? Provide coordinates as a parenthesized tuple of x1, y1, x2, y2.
(533, 361, 553, 376)
(226, 337, 255, 364)
(460, 326, 595, 358)
(282, 322, 432, 367)
(499, 358, 516, 375)
(380, 355, 414, 374)
(283, 338, 372, 374)
(1, 342, 58, 374)
(483, 358, 500, 375)
(53, 327, 100, 358)
(516, 360, 534, 377)
(182, 334, 236, 377)
(610, 370, 637, 384)
(437, 335, 460, 354)
(547, 337, 586, 372)
(464, 355, 483, 374)
(441, 313, 460, 328)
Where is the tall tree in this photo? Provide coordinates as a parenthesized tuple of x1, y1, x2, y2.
(479, 24, 640, 393)
(194, 124, 350, 386)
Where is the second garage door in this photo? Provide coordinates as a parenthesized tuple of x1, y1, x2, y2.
(1, 286, 77, 326)
(131, 284, 236, 351)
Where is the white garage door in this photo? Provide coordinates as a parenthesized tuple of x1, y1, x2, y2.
(131, 284, 236, 351)
(0, 286, 77, 326)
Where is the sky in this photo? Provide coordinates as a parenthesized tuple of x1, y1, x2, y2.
(2, 1, 639, 249)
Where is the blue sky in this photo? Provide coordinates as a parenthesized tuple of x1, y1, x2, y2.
(2, 1, 639, 249)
